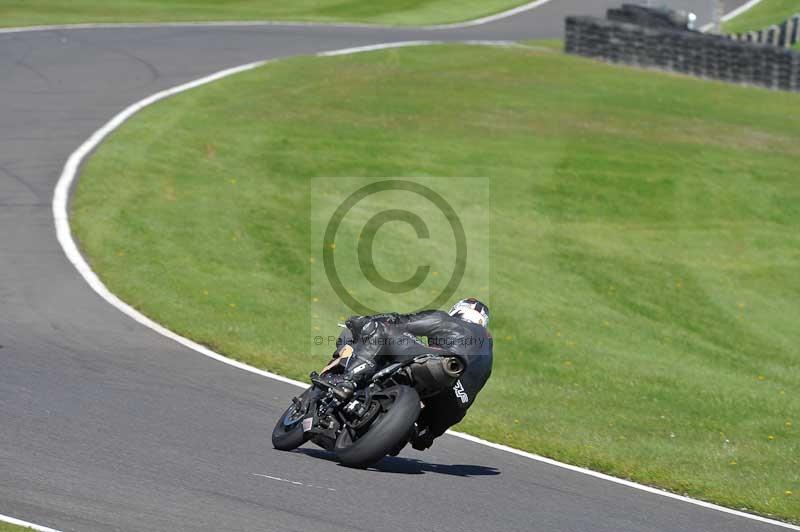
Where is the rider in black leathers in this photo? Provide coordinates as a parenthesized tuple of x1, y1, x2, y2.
(323, 298, 492, 451)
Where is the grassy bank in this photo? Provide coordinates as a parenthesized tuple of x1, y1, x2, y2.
(71, 44, 800, 522)
(724, 0, 800, 33)
(0, 522, 40, 532)
(0, 0, 526, 28)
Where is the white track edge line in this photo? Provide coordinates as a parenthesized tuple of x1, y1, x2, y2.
(53, 58, 306, 392)
(0, 513, 62, 532)
(447, 432, 799, 530)
(319, 41, 438, 56)
(0, 0, 553, 34)
(701, 0, 765, 32)
(427, 0, 554, 29)
(51, 41, 799, 532)
(721, 0, 766, 22)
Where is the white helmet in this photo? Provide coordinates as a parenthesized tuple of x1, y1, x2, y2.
(449, 298, 490, 327)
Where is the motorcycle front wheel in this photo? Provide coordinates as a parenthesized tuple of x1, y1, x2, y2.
(334, 385, 420, 468)
(272, 390, 312, 451)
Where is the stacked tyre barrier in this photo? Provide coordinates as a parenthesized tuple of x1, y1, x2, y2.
(565, 16, 800, 92)
(728, 14, 800, 48)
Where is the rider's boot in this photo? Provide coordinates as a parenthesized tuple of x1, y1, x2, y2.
(325, 353, 377, 400)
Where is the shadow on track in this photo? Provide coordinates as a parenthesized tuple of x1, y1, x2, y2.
(294, 448, 501, 477)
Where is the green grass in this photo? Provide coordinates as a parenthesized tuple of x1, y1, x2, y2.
(71, 44, 800, 523)
(0, 522, 40, 532)
(0, 0, 527, 27)
(521, 39, 563, 51)
(724, 0, 800, 33)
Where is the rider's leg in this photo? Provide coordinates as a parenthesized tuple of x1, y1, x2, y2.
(320, 328, 355, 375)
(344, 321, 449, 379)
(413, 390, 467, 450)
(319, 320, 388, 398)
(325, 319, 430, 389)
(339, 320, 385, 385)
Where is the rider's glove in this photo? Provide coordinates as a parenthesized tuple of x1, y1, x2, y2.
(346, 314, 398, 334)
(345, 315, 367, 334)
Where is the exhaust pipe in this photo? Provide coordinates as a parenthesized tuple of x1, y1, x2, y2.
(443, 357, 464, 378)
(410, 356, 465, 398)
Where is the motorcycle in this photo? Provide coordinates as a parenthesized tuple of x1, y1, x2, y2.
(271, 325, 465, 468)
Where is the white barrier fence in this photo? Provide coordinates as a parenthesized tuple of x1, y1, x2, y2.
(729, 14, 800, 48)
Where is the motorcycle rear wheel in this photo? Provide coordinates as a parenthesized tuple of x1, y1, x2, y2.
(334, 385, 420, 468)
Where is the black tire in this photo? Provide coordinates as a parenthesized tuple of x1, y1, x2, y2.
(272, 393, 311, 451)
(334, 385, 420, 468)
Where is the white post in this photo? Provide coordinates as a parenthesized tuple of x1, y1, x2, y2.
(710, 0, 724, 33)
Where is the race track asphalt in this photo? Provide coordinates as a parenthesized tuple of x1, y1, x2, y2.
(1, 2, 790, 531)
